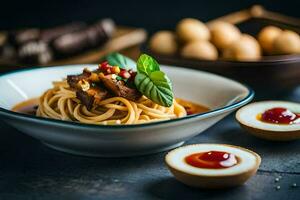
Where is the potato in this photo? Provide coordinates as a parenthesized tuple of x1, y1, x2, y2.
(176, 18, 210, 43)
(209, 21, 241, 50)
(273, 30, 300, 54)
(149, 31, 178, 55)
(223, 34, 261, 61)
(181, 40, 218, 60)
(258, 26, 282, 54)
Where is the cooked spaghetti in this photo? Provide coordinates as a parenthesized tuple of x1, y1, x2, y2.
(20, 53, 211, 125)
(36, 80, 187, 125)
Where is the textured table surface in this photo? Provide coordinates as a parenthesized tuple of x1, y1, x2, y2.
(0, 87, 299, 200)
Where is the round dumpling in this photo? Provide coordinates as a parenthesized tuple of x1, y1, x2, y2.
(176, 18, 210, 42)
(149, 31, 178, 55)
(181, 40, 218, 60)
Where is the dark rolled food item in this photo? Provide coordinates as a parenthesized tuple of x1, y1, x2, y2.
(51, 18, 115, 58)
(18, 41, 53, 64)
(9, 19, 115, 64)
(15, 22, 86, 64)
(8, 28, 40, 47)
(8, 22, 86, 48)
(40, 21, 87, 42)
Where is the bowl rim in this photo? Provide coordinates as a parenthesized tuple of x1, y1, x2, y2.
(0, 65, 255, 129)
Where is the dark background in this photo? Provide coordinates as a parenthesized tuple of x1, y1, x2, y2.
(0, 0, 299, 33)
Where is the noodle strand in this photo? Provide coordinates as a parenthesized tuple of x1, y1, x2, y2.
(37, 81, 187, 125)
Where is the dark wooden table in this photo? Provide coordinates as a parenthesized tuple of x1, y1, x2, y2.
(0, 49, 299, 199)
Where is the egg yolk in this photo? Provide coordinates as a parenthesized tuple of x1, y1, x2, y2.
(258, 107, 300, 125)
(185, 151, 238, 169)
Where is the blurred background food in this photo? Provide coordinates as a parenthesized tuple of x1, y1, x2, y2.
(222, 34, 261, 61)
(0, 1, 299, 66)
(272, 30, 300, 54)
(0, 19, 147, 67)
(149, 18, 300, 61)
(0, 0, 298, 66)
(149, 31, 178, 56)
(257, 26, 282, 54)
(142, 5, 300, 91)
(258, 27, 300, 55)
(1, 19, 115, 64)
(0, 1, 299, 91)
(209, 21, 241, 50)
(181, 40, 218, 60)
(176, 18, 210, 42)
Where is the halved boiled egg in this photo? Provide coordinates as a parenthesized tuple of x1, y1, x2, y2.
(236, 101, 300, 141)
(165, 144, 261, 188)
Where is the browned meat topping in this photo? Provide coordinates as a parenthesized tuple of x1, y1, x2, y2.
(76, 90, 94, 110)
(98, 73, 142, 101)
(86, 87, 109, 105)
(67, 69, 109, 109)
(67, 67, 141, 110)
(67, 68, 92, 89)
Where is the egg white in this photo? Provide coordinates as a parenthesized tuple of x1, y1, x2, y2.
(166, 144, 259, 177)
(236, 101, 300, 132)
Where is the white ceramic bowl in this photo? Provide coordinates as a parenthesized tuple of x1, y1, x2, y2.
(0, 65, 254, 157)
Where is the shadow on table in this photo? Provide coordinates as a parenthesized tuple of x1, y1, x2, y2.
(0, 120, 165, 173)
(146, 177, 252, 200)
(216, 126, 299, 146)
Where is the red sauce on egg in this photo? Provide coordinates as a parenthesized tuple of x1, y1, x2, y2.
(259, 107, 300, 125)
(185, 151, 238, 169)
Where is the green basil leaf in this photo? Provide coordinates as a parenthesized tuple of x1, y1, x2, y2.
(104, 52, 136, 70)
(136, 54, 160, 75)
(135, 71, 173, 107)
